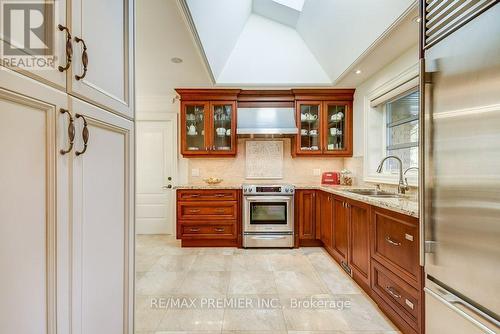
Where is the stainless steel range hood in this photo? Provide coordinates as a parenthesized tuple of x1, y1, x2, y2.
(236, 107, 298, 136)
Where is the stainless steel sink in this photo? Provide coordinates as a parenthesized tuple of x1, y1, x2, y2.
(346, 189, 403, 198)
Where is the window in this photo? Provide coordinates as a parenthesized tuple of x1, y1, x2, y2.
(363, 68, 420, 186)
(383, 89, 419, 173)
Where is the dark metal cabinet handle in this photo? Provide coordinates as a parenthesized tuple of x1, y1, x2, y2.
(74, 37, 88, 80)
(60, 108, 75, 154)
(75, 114, 89, 156)
(385, 236, 402, 246)
(58, 25, 72, 72)
(386, 286, 402, 299)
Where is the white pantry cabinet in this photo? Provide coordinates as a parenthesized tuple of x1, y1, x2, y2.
(0, 0, 134, 119)
(0, 69, 68, 334)
(0, 69, 134, 334)
(69, 0, 135, 119)
(0, 0, 68, 90)
(70, 96, 134, 334)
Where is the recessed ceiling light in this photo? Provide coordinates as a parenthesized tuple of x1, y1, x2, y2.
(355, 69, 362, 74)
(171, 57, 183, 64)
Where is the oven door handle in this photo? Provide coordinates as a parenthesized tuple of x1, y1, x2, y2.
(249, 235, 288, 240)
(244, 196, 293, 202)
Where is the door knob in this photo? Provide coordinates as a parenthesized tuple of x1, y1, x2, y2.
(162, 185, 172, 189)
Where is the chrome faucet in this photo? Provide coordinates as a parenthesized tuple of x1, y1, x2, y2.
(403, 167, 418, 188)
(376, 156, 409, 194)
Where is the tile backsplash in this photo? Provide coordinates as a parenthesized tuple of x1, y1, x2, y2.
(187, 139, 418, 198)
(188, 138, 344, 185)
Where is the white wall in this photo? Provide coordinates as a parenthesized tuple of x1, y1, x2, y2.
(186, 0, 252, 78)
(217, 14, 331, 85)
(352, 45, 419, 157)
(135, 0, 212, 114)
(296, 0, 415, 81)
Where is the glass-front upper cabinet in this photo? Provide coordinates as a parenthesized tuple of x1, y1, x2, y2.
(295, 100, 352, 156)
(297, 102, 322, 154)
(325, 102, 350, 154)
(210, 102, 236, 155)
(181, 100, 237, 156)
(182, 101, 209, 155)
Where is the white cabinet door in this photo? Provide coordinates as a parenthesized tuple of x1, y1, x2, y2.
(71, 97, 134, 334)
(0, 69, 69, 334)
(0, 0, 67, 90)
(69, 0, 134, 119)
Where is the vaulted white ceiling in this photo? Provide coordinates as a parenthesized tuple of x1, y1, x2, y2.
(183, 0, 416, 86)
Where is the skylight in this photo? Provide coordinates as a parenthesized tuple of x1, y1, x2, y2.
(272, 0, 305, 12)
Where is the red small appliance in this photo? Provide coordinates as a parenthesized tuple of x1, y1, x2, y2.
(321, 172, 340, 185)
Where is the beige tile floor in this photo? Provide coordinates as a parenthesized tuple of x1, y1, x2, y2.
(135, 235, 400, 334)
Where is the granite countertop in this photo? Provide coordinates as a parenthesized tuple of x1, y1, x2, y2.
(174, 183, 419, 218)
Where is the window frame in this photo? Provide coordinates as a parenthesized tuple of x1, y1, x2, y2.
(363, 64, 419, 187)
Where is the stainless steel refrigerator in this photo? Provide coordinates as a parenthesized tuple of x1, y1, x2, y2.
(421, 1, 500, 333)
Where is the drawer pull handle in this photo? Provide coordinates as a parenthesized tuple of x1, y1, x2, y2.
(215, 194, 227, 198)
(405, 299, 414, 309)
(385, 236, 401, 246)
(214, 227, 225, 232)
(187, 194, 200, 198)
(386, 286, 401, 299)
(189, 209, 201, 213)
(189, 228, 200, 232)
(214, 209, 225, 213)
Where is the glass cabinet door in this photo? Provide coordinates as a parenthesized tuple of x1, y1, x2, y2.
(298, 102, 322, 153)
(210, 102, 236, 154)
(183, 102, 208, 153)
(325, 103, 348, 153)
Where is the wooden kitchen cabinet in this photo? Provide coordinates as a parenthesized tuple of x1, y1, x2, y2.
(296, 101, 323, 155)
(331, 196, 349, 264)
(371, 207, 421, 288)
(176, 89, 239, 157)
(296, 190, 318, 245)
(176, 189, 241, 246)
(292, 89, 354, 157)
(318, 191, 333, 249)
(347, 199, 371, 289)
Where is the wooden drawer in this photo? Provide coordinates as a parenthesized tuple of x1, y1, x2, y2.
(178, 201, 237, 220)
(177, 189, 238, 201)
(371, 260, 423, 333)
(181, 223, 236, 239)
(371, 207, 419, 286)
(372, 260, 420, 325)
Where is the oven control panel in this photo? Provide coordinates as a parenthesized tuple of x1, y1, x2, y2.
(243, 184, 295, 195)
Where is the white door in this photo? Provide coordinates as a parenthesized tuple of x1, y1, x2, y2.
(0, 0, 67, 90)
(0, 69, 68, 334)
(136, 120, 176, 234)
(69, 0, 134, 118)
(71, 97, 134, 334)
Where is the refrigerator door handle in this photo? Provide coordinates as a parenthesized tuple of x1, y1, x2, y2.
(425, 279, 500, 333)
